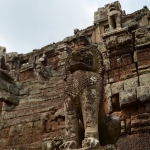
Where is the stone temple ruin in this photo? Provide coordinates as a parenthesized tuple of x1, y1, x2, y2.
(0, 1, 150, 150)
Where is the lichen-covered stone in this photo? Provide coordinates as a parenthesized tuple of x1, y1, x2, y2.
(111, 81, 123, 95)
(104, 58, 111, 71)
(139, 73, 150, 86)
(119, 88, 137, 107)
(135, 27, 150, 49)
(98, 42, 107, 53)
(124, 77, 138, 90)
(105, 84, 112, 99)
(107, 97, 113, 114)
(137, 85, 150, 103)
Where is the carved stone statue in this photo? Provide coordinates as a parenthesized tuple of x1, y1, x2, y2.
(61, 45, 121, 150)
(0, 46, 9, 70)
(62, 45, 103, 149)
(6, 52, 19, 70)
(106, 1, 122, 30)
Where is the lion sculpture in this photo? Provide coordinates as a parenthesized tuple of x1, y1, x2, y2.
(61, 45, 120, 150)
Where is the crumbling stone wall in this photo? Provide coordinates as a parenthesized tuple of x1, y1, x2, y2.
(0, 44, 68, 149)
(0, 1, 150, 150)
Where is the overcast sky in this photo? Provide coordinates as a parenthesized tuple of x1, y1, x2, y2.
(0, 0, 150, 54)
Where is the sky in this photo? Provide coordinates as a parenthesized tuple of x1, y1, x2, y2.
(0, 0, 150, 54)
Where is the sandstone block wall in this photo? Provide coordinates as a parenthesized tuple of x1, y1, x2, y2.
(0, 46, 68, 149)
(0, 1, 150, 150)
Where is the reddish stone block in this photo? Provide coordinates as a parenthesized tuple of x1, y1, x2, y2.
(120, 63, 137, 79)
(138, 59, 150, 67)
(51, 121, 59, 132)
(117, 46, 133, 55)
(121, 53, 133, 66)
(45, 50, 55, 57)
(33, 120, 45, 134)
(51, 121, 65, 132)
(19, 135, 33, 145)
(8, 136, 20, 146)
(47, 56, 59, 70)
(117, 133, 150, 150)
(0, 128, 9, 138)
(31, 134, 42, 143)
(108, 68, 120, 82)
(137, 48, 150, 67)
(108, 48, 118, 57)
(110, 56, 121, 69)
(19, 68, 34, 81)
(22, 122, 33, 135)
(45, 120, 52, 133)
(137, 48, 150, 61)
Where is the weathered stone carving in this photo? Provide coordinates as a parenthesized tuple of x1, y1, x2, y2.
(35, 52, 52, 80)
(6, 52, 19, 70)
(122, 19, 138, 30)
(63, 30, 90, 48)
(63, 45, 103, 149)
(105, 35, 117, 49)
(135, 26, 150, 49)
(106, 1, 122, 30)
(74, 29, 80, 35)
(94, 7, 107, 24)
(101, 27, 133, 61)
(0, 46, 10, 70)
(62, 45, 120, 150)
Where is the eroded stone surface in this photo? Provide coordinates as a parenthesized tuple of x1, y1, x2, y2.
(0, 1, 150, 150)
(119, 88, 137, 108)
(63, 45, 104, 149)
